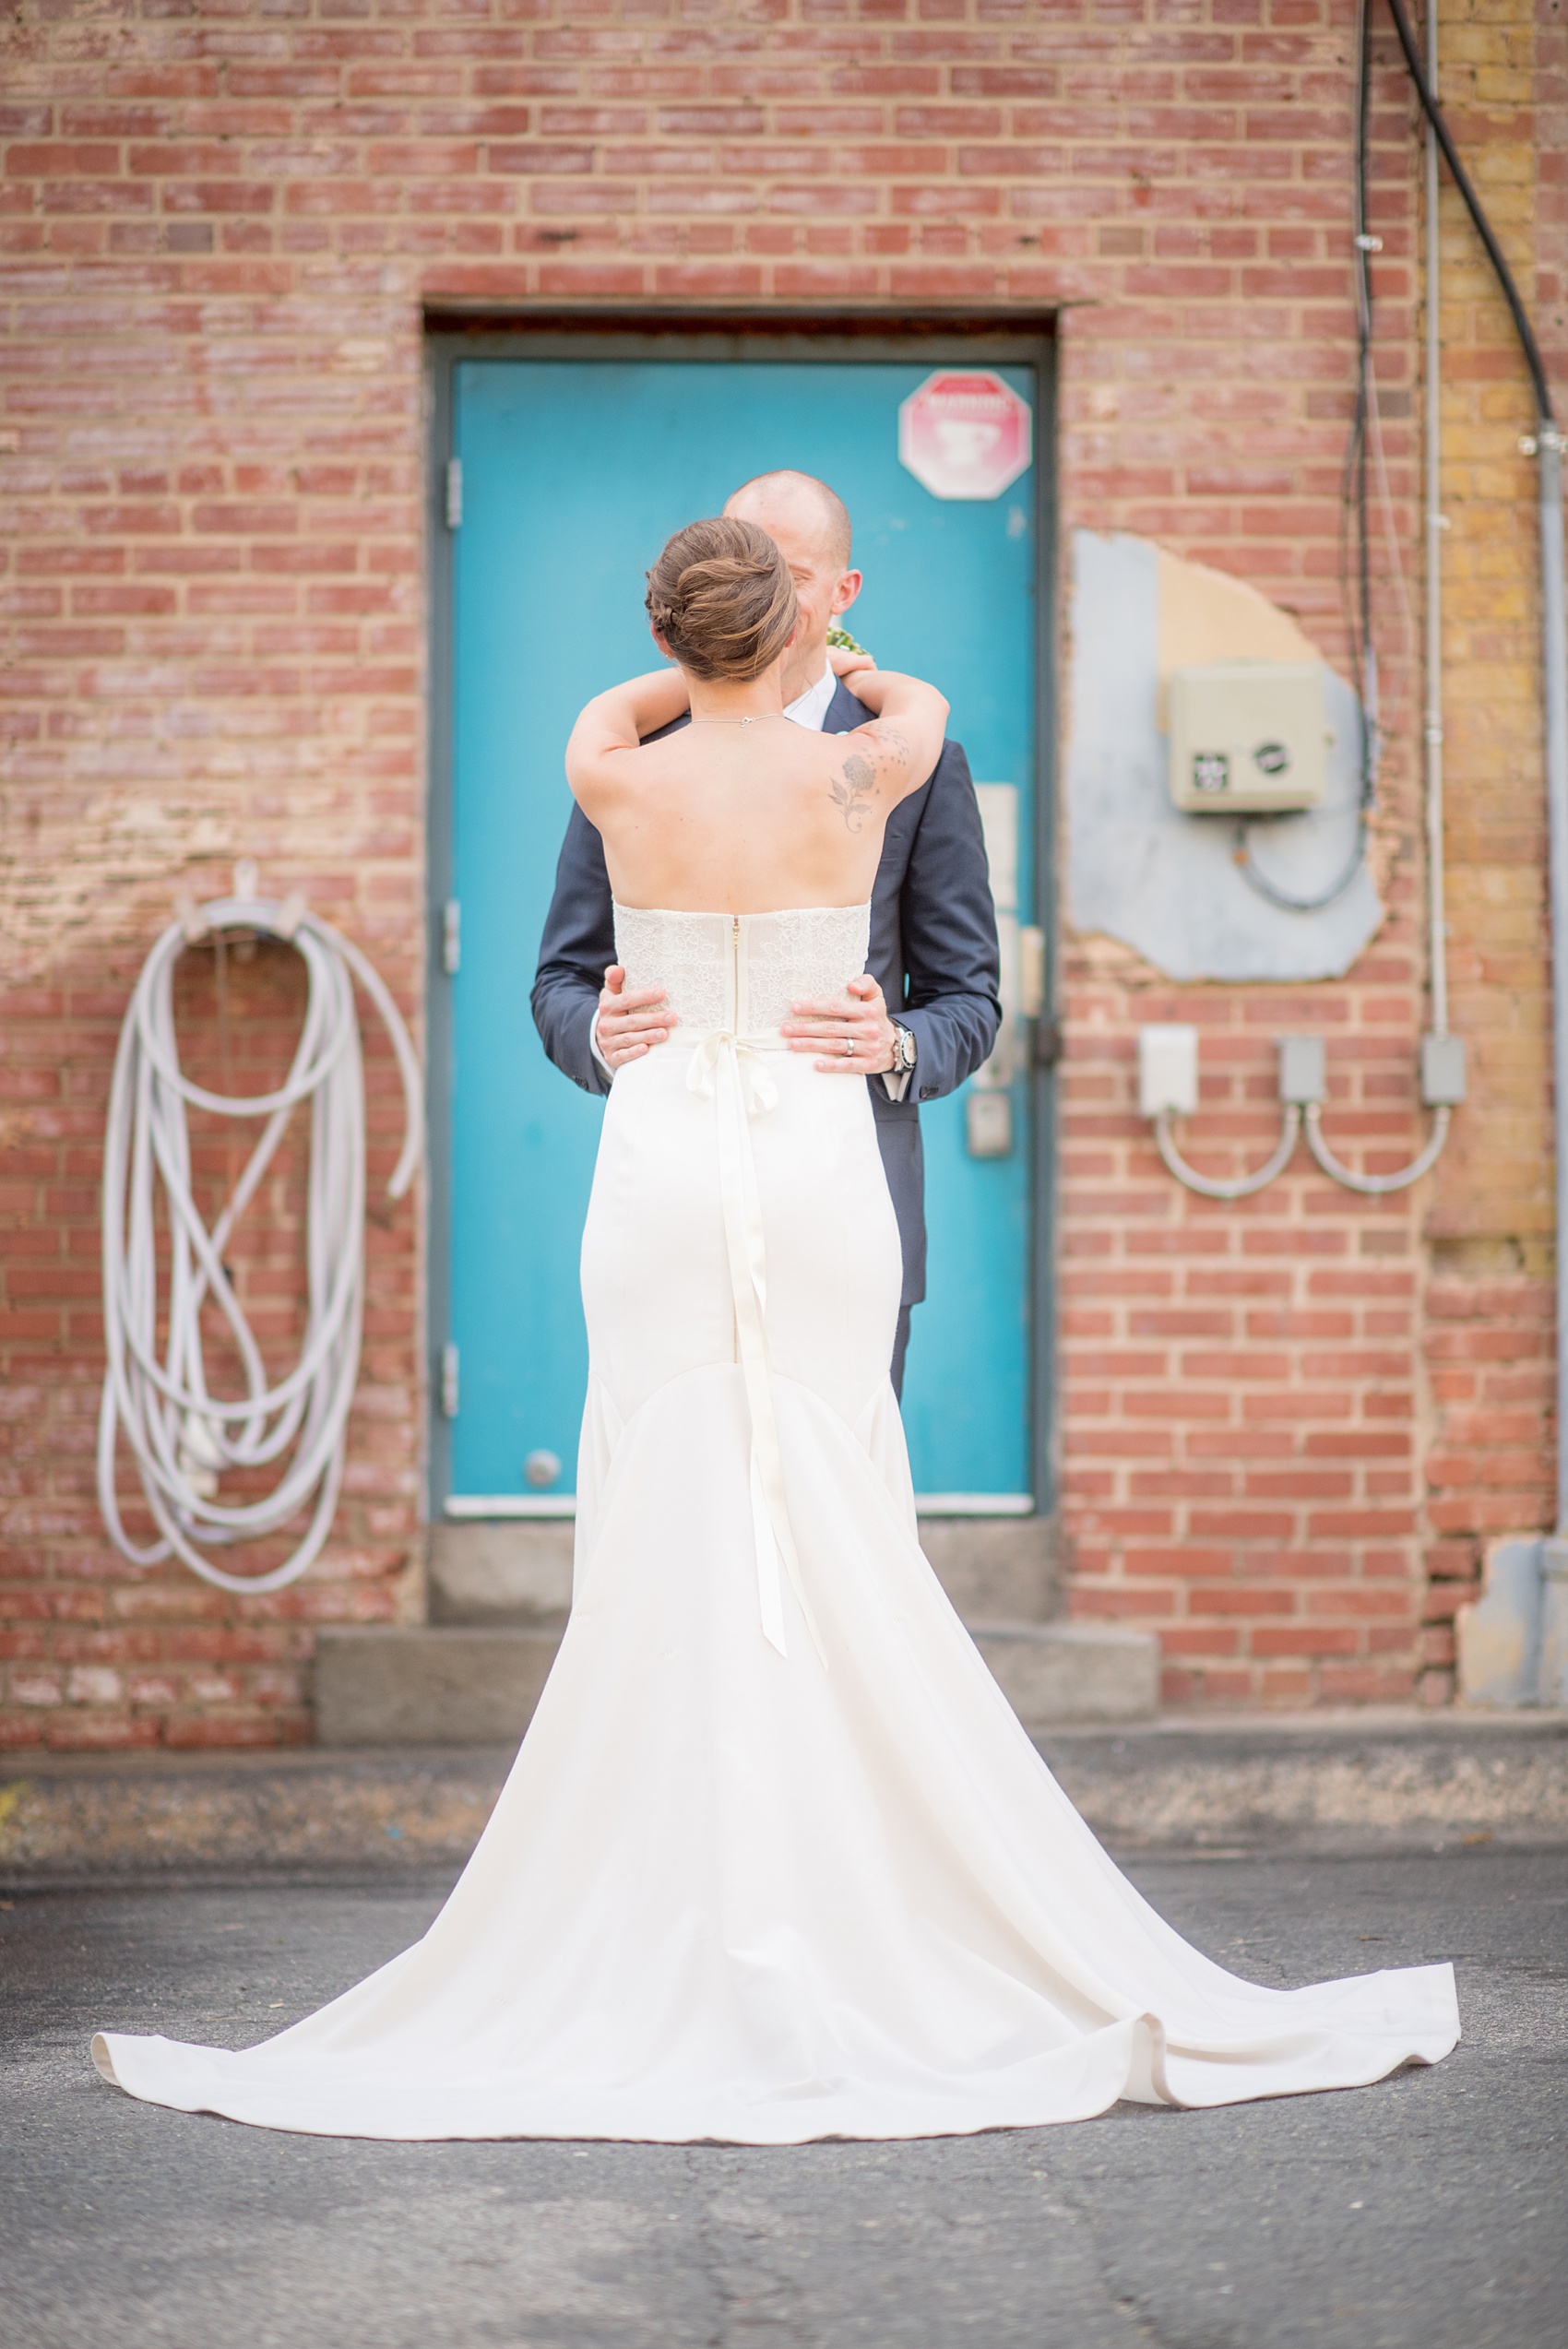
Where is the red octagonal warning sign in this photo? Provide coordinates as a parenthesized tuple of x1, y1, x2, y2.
(898, 370, 1033, 502)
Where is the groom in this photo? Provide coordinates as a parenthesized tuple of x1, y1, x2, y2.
(530, 469, 1001, 1395)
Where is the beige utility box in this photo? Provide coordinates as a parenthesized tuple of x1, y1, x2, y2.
(1167, 662, 1329, 814)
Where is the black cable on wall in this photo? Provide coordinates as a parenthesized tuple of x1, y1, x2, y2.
(1384, 0, 1555, 426)
(1234, 0, 1558, 918)
(1231, 0, 1379, 915)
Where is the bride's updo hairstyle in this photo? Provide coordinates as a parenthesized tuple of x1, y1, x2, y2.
(645, 516, 798, 682)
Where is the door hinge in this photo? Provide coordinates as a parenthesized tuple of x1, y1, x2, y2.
(440, 1342, 459, 1420)
(442, 896, 460, 976)
(445, 457, 462, 530)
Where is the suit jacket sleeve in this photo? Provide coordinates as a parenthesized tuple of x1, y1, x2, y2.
(895, 738, 1003, 1100)
(530, 802, 616, 1097)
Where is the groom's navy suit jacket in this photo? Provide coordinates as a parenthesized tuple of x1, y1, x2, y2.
(529, 681, 1002, 1314)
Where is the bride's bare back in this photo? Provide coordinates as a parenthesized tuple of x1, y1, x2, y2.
(567, 673, 945, 915)
(564, 513, 948, 916)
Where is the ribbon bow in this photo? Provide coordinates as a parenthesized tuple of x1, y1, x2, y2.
(687, 1028, 825, 1668)
(685, 1029, 779, 1117)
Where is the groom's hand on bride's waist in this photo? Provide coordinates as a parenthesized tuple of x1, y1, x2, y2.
(594, 964, 673, 1071)
(782, 974, 897, 1075)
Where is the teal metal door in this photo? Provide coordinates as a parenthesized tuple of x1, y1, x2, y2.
(436, 352, 1040, 1512)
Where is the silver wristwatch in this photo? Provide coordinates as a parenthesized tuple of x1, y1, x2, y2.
(890, 1021, 917, 1074)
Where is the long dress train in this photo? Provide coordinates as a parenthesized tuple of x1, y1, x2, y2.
(92, 903, 1457, 2141)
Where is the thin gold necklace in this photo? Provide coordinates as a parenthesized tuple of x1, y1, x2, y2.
(688, 712, 786, 727)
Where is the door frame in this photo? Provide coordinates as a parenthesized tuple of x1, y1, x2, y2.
(422, 314, 1061, 1525)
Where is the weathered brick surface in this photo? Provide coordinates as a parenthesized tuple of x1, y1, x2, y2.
(1410, 0, 1562, 1686)
(0, 0, 1559, 1734)
(1060, 0, 1556, 1705)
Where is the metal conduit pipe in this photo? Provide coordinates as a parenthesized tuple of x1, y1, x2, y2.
(1303, 1101, 1452, 1196)
(1271, 0, 1451, 1199)
(1539, 436, 1568, 1540)
(1156, 4, 1460, 1208)
(1152, 1104, 1304, 1203)
(1423, 0, 1447, 1051)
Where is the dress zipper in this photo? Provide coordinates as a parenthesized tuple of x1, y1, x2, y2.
(731, 915, 742, 1366)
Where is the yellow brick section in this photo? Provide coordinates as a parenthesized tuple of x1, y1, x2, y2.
(1430, 0, 1550, 1248)
(1419, 0, 1558, 1679)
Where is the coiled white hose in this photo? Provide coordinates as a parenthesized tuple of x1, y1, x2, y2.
(97, 881, 422, 1594)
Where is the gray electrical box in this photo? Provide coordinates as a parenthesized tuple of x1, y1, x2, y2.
(1420, 1033, 1467, 1107)
(1277, 1035, 1326, 1105)
(1169, 662, 1329, 814)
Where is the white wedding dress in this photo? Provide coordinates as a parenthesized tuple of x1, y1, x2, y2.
(93, 904, 1458, 2141)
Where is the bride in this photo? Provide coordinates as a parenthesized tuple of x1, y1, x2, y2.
(91, 517, 1457, 2142)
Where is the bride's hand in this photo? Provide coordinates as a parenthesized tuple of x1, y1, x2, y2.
(827, 643, 877, 690)
(839, 661, 891, 715)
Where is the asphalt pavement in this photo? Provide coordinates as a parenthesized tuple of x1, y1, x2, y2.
(3, 1847, 1564, 2349)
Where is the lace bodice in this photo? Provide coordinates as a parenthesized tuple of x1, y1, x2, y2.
(612, 904, 872, 1038)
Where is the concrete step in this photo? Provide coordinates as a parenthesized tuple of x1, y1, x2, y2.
(315, 1627, 561, 1749)
(315, 1616, 1158, 1748)
(429, 1513, 1061, 1628)
(969, 1619, 1159, 1729)
(428, 1521, 573, 1627)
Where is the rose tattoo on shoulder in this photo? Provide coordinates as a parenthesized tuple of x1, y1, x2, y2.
(830, 752, 878, 835)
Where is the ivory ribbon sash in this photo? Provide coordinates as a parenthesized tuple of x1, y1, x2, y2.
(687, 1028, 826, 1667)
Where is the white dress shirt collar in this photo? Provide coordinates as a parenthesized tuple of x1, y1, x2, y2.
(783, 663, 838, 732)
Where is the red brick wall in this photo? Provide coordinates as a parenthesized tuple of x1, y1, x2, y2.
(0, 0, 1557, 1742)
(1053, 11, 1432, 1706)
(1059, 0, 1558, 1704)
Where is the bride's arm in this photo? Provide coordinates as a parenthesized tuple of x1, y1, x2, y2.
(565, 668, 691, 807)
(832, 669, 950, 808)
